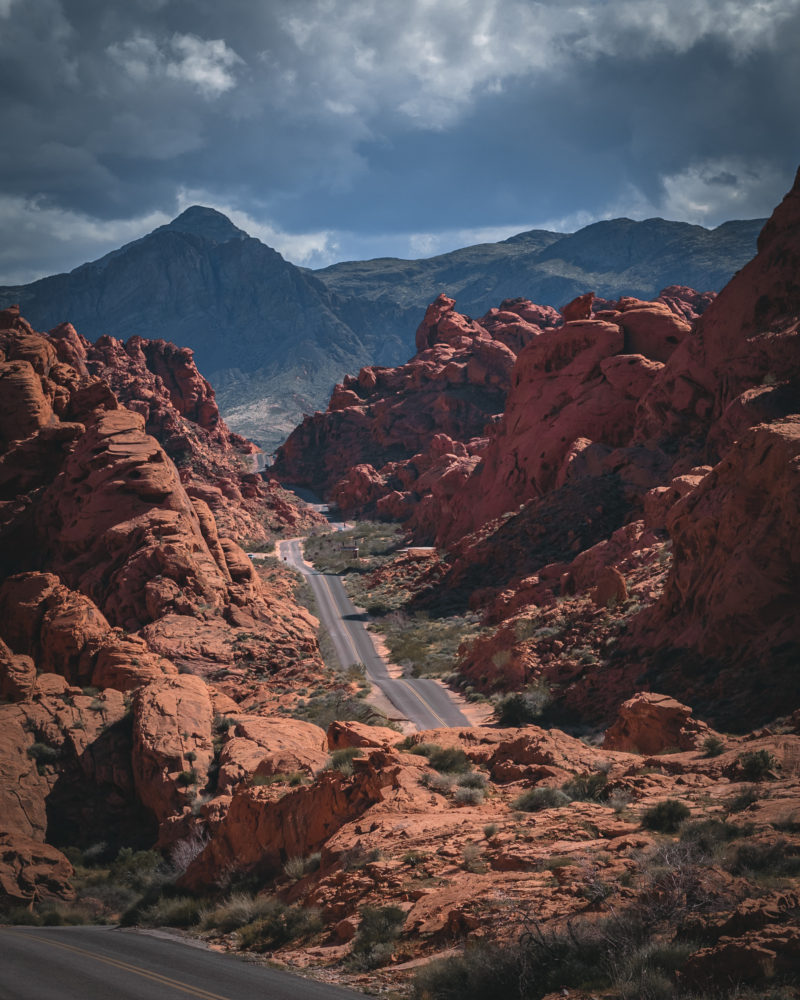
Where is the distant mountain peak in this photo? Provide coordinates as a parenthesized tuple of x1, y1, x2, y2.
(159, 206, 249, 244)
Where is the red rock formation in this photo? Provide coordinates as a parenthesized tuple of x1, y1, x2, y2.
(602, 692, 715, 755)
(0, 308, 330, 902)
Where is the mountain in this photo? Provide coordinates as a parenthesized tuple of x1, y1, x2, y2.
(0, 207, 764, 449)
(312, 216, 763, 317)
(0, 207, 401, 450)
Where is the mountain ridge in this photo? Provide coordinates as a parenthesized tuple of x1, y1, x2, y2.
(0, 207, 765, 449)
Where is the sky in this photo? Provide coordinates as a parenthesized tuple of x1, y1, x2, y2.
(1, 0, 799, 284)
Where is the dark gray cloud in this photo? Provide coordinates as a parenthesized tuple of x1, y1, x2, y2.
(1, 0, 798, 283)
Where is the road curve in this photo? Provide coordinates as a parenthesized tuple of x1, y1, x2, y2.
(279, 537, 470, 731)
(0, 925, 360, 1000)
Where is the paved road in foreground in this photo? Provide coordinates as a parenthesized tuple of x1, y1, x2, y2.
(279, 536, 470, 731)
(0, 925, 360, 1000)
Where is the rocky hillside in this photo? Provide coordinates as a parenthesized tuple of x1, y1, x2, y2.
(0, 209, 762, 450)
(274, 169, 800, 734)
(0, 306, 333, 897)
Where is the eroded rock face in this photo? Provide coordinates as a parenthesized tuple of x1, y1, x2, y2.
(0, 309, 330, 901)
(182, 751, 398, 889)
(627, 417, 800, 725)
(602, 693, 715, 755)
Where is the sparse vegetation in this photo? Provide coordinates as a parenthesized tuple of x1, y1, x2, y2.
(701, 734, 726, 757)
(348, 904, 406, 970)
(237, 899, 322, 951)
(739, 749, 777, 781)
(641, 798, 691, 832)
(512, 786, 570, 812)
(493, 685, 552, 726)
(562, 771, 609, 802)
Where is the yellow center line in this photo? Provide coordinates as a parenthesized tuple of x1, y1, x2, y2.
(396, 678, 447, 726)
(8, 931, 233, 1000)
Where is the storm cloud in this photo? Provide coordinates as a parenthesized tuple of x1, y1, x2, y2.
(1, 0, 798, 282)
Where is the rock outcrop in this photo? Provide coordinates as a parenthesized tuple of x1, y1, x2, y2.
(0, 307, 331, 902)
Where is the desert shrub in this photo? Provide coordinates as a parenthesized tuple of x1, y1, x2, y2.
(454, 786, 485, 806)
(641, 799, 691, 833)
(427, 746, 471, 774)
(108, 847, 165, 889)
(349, 904, 406, 970)
(461, 843, 484, 872)
(327, 747, 366, 775)
(456, 771, 487, 790)
(283, 852, 321, 880)
(562, 771, 608, 802)
(513, 786, 570, 813)
(679, 818, 746, 856)
(494, 686, 551, 726)
(739, 749, 777, 781)
(292, 691, 393, 731)
(176, 769, 198, 787)
(701, 735, 726, 757)
(26, 742, 62, 765)
(402, 850, 428, 867)
(412, 919, 608, 1000)
(341, 846, 382, 871)
(238, 899, 322, 951)
(139, 895, 202, 928)
(726, 785, 761, 813)
(730, 838, 800, 877)
(201, 892, 278, 933)
(608, 789, 632, 813)
(422, 771, 454, 795)
(483, 823, 498, 839)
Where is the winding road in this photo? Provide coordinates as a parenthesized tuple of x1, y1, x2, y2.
(278, 534, 470, 731)
(0, 925, 360, 1000)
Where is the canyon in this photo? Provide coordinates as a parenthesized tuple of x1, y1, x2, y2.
(0, 170, 799, 998)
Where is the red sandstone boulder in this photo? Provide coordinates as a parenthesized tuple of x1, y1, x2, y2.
(602, 693, 714, 755)
(217, 717, 328, 793)
(561, 292, 594, 322)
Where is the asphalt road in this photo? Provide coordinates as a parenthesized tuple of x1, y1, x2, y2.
(279, 536, 470, 731)
(0, 925, 360, 1000)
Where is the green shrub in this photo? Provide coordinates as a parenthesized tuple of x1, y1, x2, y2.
(283, 852, 321, 880)
(139, 895, 203, 928)
(411, 920, 608, 1000)
(701, 735, 726, 758)
(349, 904, 406, 970)
(726, 786, 761, 813)
(494, 687, 551, 726)
(427, 746, 471, 774)
(201, 893, 278, 933)
(422, 771, 454, 795)
(454, 786, 485, 806)
(327, 747, 367, 774)
(730, 839, 800, 877)
(679, 818, 745, 855)
(562, 771, 608, 802)
(237, 900, 322, 951)
(483, 823, 498, 840)
(456, 771, 487, 790)
(641, 799, 691, 833)
(739, 749, 777, 781)
(513, 786, 570, 813)
(176, 769, 198, 787)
